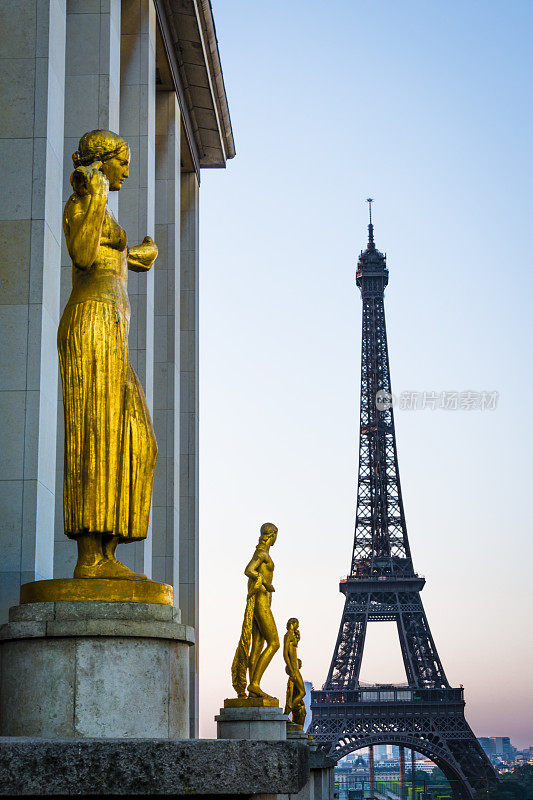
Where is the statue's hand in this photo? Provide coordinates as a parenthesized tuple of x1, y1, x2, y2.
(71, 162, 108, 199)
(264, 583, 275, 593)
(128, 236, 158, 272)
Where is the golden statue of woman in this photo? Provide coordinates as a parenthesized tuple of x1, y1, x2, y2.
(231, 522, 280, 699)
(283, 618, 306, 729)
(58, 130, 158, 581)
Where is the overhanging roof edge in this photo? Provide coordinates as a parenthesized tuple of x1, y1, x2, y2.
(156, 0, 235, 170)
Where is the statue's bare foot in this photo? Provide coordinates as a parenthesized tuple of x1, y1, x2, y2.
(100, 557, 147, 580)
(74, 559, 105, 579)
(247, 684, 276, 700)
(75, 558, 146, 580)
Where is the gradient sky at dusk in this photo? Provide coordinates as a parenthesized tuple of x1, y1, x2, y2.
(197, 1, 533, 746)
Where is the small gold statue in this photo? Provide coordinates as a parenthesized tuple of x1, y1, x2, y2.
(283, 618, 306, 729)
(231, 522, 280, 700)
(59, 130, 158, 581)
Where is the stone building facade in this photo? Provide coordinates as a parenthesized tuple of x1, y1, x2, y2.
(0, 0, 234, 736)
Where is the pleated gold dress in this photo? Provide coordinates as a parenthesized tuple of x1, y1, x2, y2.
(58, 207, 157, 542)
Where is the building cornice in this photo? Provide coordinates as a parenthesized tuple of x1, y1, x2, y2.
(155, 0, 235, 172)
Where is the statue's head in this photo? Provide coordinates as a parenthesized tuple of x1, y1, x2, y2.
(287, 617, 299, 631)
(259, 522, 278, 547)
(73, 130, 130, 191)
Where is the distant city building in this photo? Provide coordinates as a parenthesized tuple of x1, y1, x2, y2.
(374, 745, 388, 761)
(477, 738, 516, 764)
(478, 738, 497, 757)
(494, 738, 512, 758)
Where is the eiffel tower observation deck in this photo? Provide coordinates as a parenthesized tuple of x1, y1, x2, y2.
(308, 201, 497, 800)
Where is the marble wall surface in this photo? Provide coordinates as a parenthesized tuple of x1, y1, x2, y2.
(0, 0, 216, 737)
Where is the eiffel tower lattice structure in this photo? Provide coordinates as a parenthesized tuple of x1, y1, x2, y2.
(308, 202, 497, 800)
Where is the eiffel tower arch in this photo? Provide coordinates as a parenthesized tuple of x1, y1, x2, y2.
(308, 202, 497, 800)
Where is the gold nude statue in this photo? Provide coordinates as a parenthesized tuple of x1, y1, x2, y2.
(58, 130, 158, 581)
(231, 523, 280, 700)
(283, 618, 306, 729)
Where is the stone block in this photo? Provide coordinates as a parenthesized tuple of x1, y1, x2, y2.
(64, 74, 100, 137)
(169, 640, 189, 738)
(0, 481, 23, 571)
(45, 617, 191, 640)
(0, 574, 22, 625)
(0, 738, 310, 796)
(0, 620, 47, 640)
(53, 600, 174, 622)
(0, 60, 36, 138)
(0, 637, 76, 737)
(0, 1, 36, 59)
(0, 138, 34, 220)
(216, 705, 288, 742)
(66, 13, 101, 76)
(20, 479, 38, 571)
(21, 390, 40, 481)
(0, 220, 31, 304)
(0, 391, 26, 480)
(9, 602, 55, 622)
(0, 601, 192, 738)
(75, 637, 171, 737)
(68, 0, 101, 12)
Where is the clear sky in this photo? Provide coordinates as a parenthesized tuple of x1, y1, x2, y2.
(197, 1, 533, 747)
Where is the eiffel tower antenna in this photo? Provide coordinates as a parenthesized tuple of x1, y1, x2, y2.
(366, 197, 374, 246)
(308, 216, 497, 800)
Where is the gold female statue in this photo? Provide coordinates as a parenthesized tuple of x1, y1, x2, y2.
(231, 522, 280, 699)
(283, 618, 306, 729)
(58, 129, 158, 581)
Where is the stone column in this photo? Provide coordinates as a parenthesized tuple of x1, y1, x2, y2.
(54, 0, 122, 579)
(180, 171, 199, 736)
(0, 0, 66, 619)
(119, 0, 156, 577)
(152, 91, 180, 588)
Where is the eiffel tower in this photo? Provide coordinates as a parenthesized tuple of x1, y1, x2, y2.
(308, 201, 496, 800)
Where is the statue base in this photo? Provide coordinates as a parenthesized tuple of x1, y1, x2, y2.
(287, 726, 314, 744)
(0, 600, 194, 738)
(20, 577, 173, 605)
(216, 701, 288, 740)
(224, 696, 279, 708)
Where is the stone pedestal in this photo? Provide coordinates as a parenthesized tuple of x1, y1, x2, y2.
(0, 600, 194, 738)
(276, 750, 336, 800)
(216, 699, 288, 741)
(287, 726, 313, 744)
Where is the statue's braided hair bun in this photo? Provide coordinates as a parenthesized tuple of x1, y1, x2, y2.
(72, 130, 127, 167)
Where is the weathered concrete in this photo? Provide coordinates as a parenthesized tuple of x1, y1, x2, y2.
(0, 601, 193, 739)
(0, 737, 309, 797)
(277, 750, 336, 800)
(216, 705, 288, 741)
(287, 728, 313, 743)
(9, 600, 181, 623)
